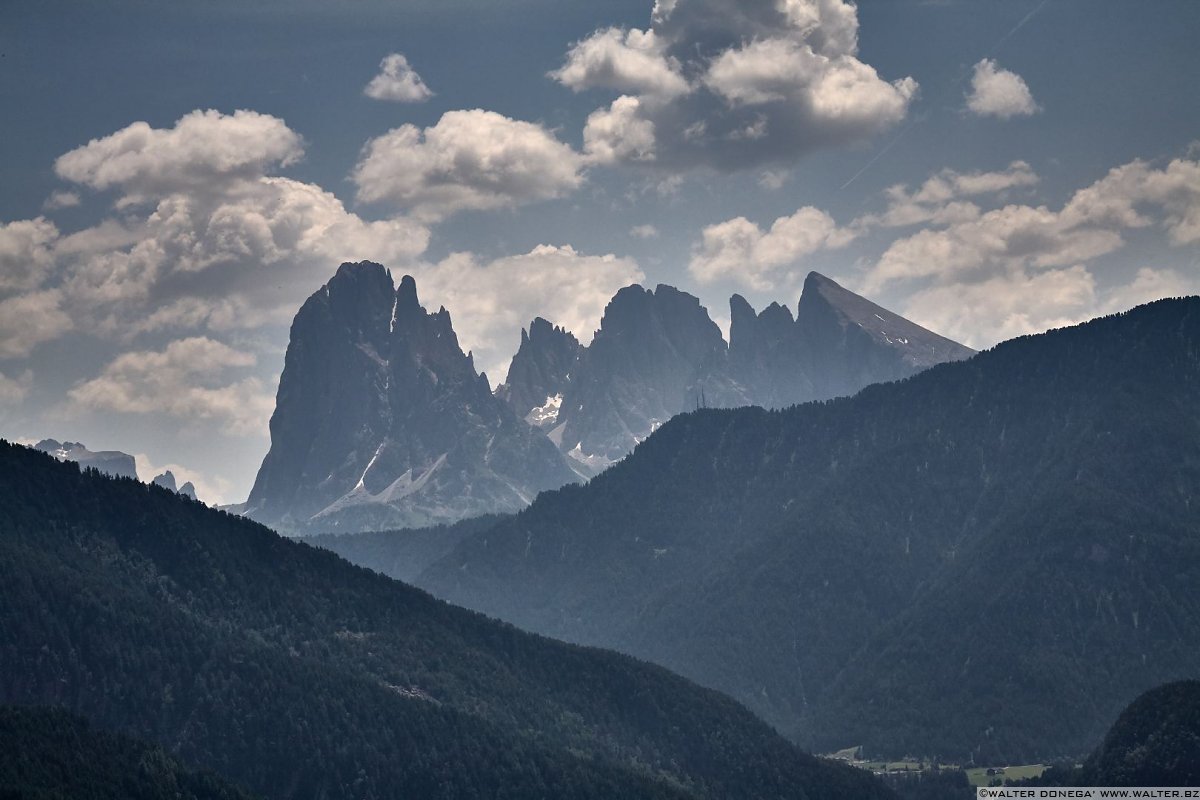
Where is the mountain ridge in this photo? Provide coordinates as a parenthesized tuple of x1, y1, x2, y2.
(248, 263, 972, 532)
(403, 296, 1200, 762)
(499, 270, 974, 469)
(0, 437, 893, 800)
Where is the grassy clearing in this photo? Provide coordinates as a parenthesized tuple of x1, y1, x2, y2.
(965, 764, 1048, 786)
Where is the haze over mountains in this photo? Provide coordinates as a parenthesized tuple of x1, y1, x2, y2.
(247, 261, 972, 532)
(320, 297, 1200, 763)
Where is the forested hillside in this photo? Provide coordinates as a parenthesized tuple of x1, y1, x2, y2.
(0, 705, 256, 800)
(0, 440, 890, 800)
(1083, 680, 1200, 786)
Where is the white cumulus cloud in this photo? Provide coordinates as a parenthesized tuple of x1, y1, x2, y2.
(873, 160, 1040, 228)
(552, 0, 918, 172)
(902, 266, 1097, 349)
(583, 95, 657, 164)
(866, 157, 1200, 292)
(352, 109, 585, 220)
(552, 27, 689, 99)
(68, 337, 274, 436)
(902, 265, 1199, 351)
(8, 113, 429, 350)
(966, 59, 1039, 119)
(858, 155, 1200, 350)
(364, 53, 434, 103)
(689, 206, 856, 290)
(54, 109, 304, 200)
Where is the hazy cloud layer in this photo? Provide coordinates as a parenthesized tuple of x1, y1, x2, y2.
(67, 337, 274, 436)
(966, 59, 1039, 119)
(42, 191, 80, 210)
(364, 53, 434, 103)
(865, 161, 1040, 228)
(553, 0, 918, 171)
(0, 369, 33, 406)
(868, 157, 1200, 291)
(0, 291, 72, 358)
(353, 110, 585, 219)
(867, 157, 1200, 347)
(686, 153, 1200, 347)
(903, 265, 1194, 350)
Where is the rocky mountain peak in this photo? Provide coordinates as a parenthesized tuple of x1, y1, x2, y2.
(555, 283, 726, 466)
(497, 317, 582, 429)
(245, 264, 578, 533)
(729, 296, 795, 355)
(151, 470, 199, 501)
(796, 270, 974, 371)
(328, 260, 394, 316)
(152, 470, 178, 492)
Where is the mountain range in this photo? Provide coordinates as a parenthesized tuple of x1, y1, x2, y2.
(247, 262, 971, 532)
(32, 439, 201, 502)
(320, 296, 1200, 763)
(498, 270, 973, 470)
(0, 439, 892, 800)
(34, 438, 138, 480)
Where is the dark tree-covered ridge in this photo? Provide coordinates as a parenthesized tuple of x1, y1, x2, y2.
(0, 439, 891, 800)
(0, 705, 257, 800)
(1084, 679, 1200, 786)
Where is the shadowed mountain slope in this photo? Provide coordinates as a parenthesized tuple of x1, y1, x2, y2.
(411, 297, 1200, 763)
(0, 439, 892, 800)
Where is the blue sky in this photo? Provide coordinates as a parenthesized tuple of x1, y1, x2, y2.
(1, 0, 1198, 502)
